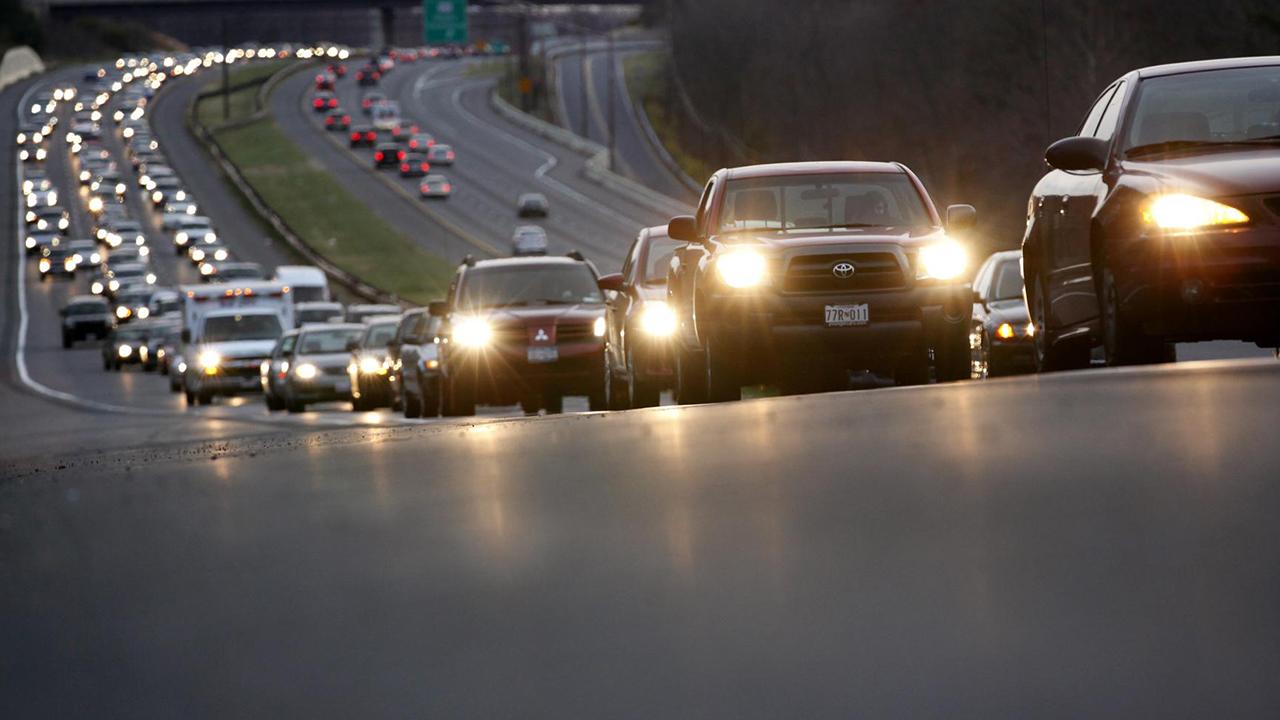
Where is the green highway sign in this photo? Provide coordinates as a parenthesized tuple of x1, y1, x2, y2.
(424, 0, 469, 45)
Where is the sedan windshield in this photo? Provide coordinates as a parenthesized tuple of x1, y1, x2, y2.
(203, 314, 283, 343)
(991, 259, 1024, 301)
(362, 323, 396, 348)
(459, 265, 602, 309)
(1124, 65, 1280, 155)
(299, 328, 362, 353)
(643, 238, 686, 286)
(717, 172, 932, 233)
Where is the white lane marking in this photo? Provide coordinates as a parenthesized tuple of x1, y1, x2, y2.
(411, 61, 460, 105)
(447, 79, 652, 234)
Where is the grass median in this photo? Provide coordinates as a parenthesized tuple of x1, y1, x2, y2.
(194, 62, 452, 304)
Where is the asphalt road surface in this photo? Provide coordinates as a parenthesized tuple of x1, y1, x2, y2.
(5, 61, 1280, 718)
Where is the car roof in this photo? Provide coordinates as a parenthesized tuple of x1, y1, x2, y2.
(68, 295, 107, 305)
(296, 301, 342, 310)
(724, 161, 904, 180)
(301, 322, 362, 334)
(1136, 55, 1280, 79)
(348, 303, 400, 311)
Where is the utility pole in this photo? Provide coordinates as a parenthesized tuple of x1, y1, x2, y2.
(606, 29, 616, 171)
(221, 18, 230, 121)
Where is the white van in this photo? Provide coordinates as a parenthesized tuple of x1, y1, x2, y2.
(273, 265, 330, 303)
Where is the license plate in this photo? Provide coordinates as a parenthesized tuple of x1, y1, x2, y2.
(527, 346, 559, 364)
(824, 304, 869, 327)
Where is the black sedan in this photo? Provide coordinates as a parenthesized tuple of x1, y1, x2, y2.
(373, 143, 404, 169)
(970, 250, 1035, 379)
(1023, 56, 1280, 369)
(398, 152, 430, 178)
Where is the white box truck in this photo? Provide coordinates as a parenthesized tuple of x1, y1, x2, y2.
(272, 265, 330, 303)
(181, 282, 295, 407)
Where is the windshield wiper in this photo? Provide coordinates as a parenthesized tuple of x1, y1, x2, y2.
(1126, 138, 1280, 158)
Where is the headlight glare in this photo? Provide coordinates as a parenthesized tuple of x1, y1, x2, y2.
(1143, 194, 1248, 231)
(197, 350, 222, 370)
(639, 301, 677, 336)
(454, 317, 492, 348)
(917, 241, 967, 280)
(295, 362, 318, 379)
(593, 316, 606, 337)
(715, 248, 768, 288)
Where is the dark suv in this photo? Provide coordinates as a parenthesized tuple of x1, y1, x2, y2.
(665, 161, 977, 401)
(431, 254, 608, 416)
(60, 295, 112, 347)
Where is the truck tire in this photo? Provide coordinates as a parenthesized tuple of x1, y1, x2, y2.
(626, 349, 660, 408)
(286, 398, 306, 413)
(421, 380, 441, 418)
(674, 346, 707, 405)
(442, 377, 475, 417)
(894, 352, 930, 386)
(185, 390, 196, 407)
(62, 333, 72, 349)
(604, 361, 629, 411)
(197, 392, 212, 406)
(704, 333, 741, 402)
(934, 323, 971, 383)
(402, 386, 421, 418)
(544, 393, 564, 415)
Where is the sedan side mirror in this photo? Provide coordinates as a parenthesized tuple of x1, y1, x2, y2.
(1045, 136, 1109, 172)
(667, 215, 697, 243)
(427, 301, 447, 317)
(597, 273, 625, 293)
(945, 204, 977, 234)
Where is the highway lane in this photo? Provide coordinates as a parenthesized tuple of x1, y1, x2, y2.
(280, 57, 688, 272)
(4, 358, 1280, 717)
(553, 42, 698, 202)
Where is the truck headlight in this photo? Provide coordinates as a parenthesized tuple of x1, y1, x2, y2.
(116, 305, 131, 319)
(359, 355, 383, 375)
(91, 281, 104, 294)
(1143, 194, 1248, 231)
(152, 190, 163, 203)
(175, 231, 189, 245)
(294, 362, 318, 379)
(197, 350, 222, 372)
(917, 241, 967, 281)
(593, 317, 606, 337)
(108, 279, 120, 292)
(638, 301, 677, 336)
(715, 248, 768, 289)
(453, 317, 492, 348)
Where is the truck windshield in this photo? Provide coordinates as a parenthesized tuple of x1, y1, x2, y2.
(717, 172, 932, 233)
(291, 286, 326, 303)
(459, 265, 602, 310)
(202, 314, 283, 343)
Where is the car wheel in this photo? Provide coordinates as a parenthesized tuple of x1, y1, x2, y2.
(626, 350, 661, 408)
(286, 399, 306, 413)
(421, 379, 441, 418)
(604, 357, 629, 410)
(351, 394, 367, 412)
(1100, 265, 1175, 366)
(265, 393, 284, 411)
(934, 322, 971, 383)
(197, 392, 212, 406)
(402, 385, 422, 418)
(442, 377, 475, 417)
(102, 356, 111, 370)
(1029, 271, 1090, 372)
(674, 345, 707, 405)
(704, 332, 741, 402)
(185, 390, 196, 407)
(62, 333, 72, 349)
(544, 392, 564, 415)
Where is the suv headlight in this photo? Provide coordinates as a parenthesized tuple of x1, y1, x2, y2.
(1143, 194, 1248, 231)
(593, 317, 606, 337)
(917, 241, 967, 281)
(294, 362, 318, 379)
(715, 248, 768, 289)
(453, 317, 492, 348)
(638, 301, 677, 336)
(197, 350, 222, 371)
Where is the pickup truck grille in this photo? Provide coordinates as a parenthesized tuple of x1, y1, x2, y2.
(782, 252, 905, 293)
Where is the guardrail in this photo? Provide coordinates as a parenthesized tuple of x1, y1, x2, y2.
(184, 61, 401, 305)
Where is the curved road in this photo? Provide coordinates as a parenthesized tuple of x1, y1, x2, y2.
(4, 62, 1280, 718)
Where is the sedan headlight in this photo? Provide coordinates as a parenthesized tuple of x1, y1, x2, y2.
(115, 305, 131, 319)
(88, 196, 104, 213)
(38, 258, 51, 273)
(108, 279, 120, 292)
(638, 301, 677, 336)
(294, 362, 318, 379)
(359, 355, 384, 374)
(453, 317, 492, 348)
(175, 231, 189, 245)
(91, 280, 104, 294)
(152, 190, 163, 203)
(118, 344, 132, 357)
(917, 241, 967, 281)
(1143, 194, 1248, 231)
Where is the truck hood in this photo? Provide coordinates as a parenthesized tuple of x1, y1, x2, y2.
(198, 339, 276, 359)
(713, 226, 948, 251)
(483, 304, 605, 325)
(1121, 148, 1280, 196)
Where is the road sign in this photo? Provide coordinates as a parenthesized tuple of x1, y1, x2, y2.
(424, 0, 468, 46)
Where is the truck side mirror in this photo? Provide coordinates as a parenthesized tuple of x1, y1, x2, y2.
(667, 215, 697, 243)
(946, 204, 977, 234)
(428, 301, 447, 317)
(181, 329, 191, 343)
(597, 273, 624, 292)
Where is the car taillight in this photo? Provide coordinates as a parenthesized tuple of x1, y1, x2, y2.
(396, 150, 405, 161)
(400, 163, 409, 172)
(366, 131, 376, 141)
(350, 132, 360, 141)
(328, 99, 338, 108)
(375, 152, 384, 161)
(313, 99, 322, 107)
(343, 115, 350, 123)
(420, 163, 429, 172)
(442, 184, 451, 193)
(428, 139, 436, 147)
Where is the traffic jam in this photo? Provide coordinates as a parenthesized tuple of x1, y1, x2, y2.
(19, 48, 1280, 423)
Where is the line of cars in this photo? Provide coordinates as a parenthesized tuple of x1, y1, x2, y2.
(313, 53, 457, 201)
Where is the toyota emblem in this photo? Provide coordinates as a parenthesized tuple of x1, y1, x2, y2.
(832, 262, 855, 278)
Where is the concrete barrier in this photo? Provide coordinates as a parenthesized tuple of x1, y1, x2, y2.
(0, 46, 45, 92)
